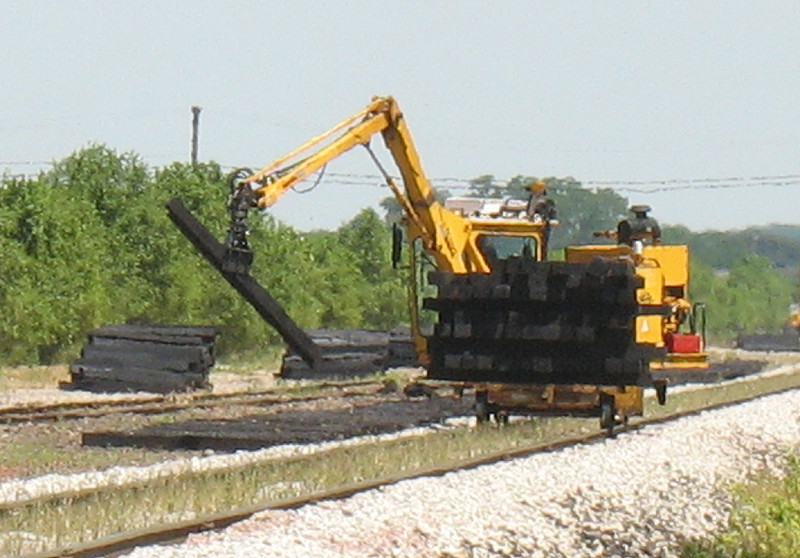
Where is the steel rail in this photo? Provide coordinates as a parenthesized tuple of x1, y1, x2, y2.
(0, 380, 383, 425)
(21, 368, 800, 558)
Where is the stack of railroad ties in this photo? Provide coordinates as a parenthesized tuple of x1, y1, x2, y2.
(65, 324, 220, 394)
(280, 328, 418, 379)
(424, 256, 656, 387)
(281, 259, 656, 385)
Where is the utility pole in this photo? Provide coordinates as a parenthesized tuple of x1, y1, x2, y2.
(191, 105, 202, 165)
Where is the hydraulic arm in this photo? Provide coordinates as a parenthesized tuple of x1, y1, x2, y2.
(221, 96, 544, 277)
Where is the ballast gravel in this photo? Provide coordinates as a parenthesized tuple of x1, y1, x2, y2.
(121, 389, 800, 558)
(0, 424, 449, 506)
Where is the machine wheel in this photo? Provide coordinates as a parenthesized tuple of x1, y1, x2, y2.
(474, 390, 490, 425)
(475, 400, 490, 425)
(599, 400, 615, 436)
(495, 410, 509, 426)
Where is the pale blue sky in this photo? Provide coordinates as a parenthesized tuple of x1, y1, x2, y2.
(2, 1, 798, 231)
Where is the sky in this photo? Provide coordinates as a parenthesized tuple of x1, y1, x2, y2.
(1, 1, 798, 232)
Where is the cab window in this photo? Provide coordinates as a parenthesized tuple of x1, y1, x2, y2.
(477, 235, 538, 263)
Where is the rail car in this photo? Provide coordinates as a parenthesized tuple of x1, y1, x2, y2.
(168, 96, 707, 432)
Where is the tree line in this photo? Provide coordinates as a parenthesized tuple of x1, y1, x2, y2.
(0, 146, 406, 364)
(0, 148, 797, 365)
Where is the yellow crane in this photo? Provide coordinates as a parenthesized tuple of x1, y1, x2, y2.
(177, 96, 695, 432)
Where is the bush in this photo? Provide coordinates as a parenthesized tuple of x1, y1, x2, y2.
(683, 455, 800, 558)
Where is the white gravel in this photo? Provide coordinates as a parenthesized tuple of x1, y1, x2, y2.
(119, 388, 800, 558)
(0, 424, 455, 506)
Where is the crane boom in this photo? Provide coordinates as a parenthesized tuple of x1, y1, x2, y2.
(225, 96, 552, 276)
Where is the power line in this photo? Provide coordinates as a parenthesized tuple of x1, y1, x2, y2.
(604, 178, 800, 194)
(5, 157, 800, 195)
(585, 174, 800, 193)
(585, 173, 800, 186)
(0, 160, 54, 166)
(237, 170, 800, 195)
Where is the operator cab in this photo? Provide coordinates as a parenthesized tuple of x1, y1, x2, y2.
(444, 195, 556, 270)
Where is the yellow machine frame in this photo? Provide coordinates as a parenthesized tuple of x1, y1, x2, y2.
(231, 96, 701, 431)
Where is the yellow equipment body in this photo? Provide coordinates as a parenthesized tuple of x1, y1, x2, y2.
(565, 243, 708, 371)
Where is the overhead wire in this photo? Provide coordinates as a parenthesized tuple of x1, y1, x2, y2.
(584, 174, 800, 193)
(604, 178, 800, 194)
(0, 160, 54, 166)
(585, 173, 800, 186)
(241, 171, 800, 195)
(4, 157, 799, 195)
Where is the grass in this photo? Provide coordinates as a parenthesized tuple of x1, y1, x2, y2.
(0, 365, 69, 390)
(683, 456, 800, 558)
(0, 435, 185, 480)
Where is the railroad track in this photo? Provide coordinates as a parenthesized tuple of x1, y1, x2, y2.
(0, 379, 385, 425)
(0, 355, 767, 427)
(18, 360, 800, 558)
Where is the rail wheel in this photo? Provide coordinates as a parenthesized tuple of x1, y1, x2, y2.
(495, 410, 509, 426)
(599, 398, 615, 436)
(475, 390, 490, 425)
(475, 401, 490, 424)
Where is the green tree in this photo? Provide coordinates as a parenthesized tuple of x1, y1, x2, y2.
(690, 254, 795, 339)
(338, 208, 393, 281)
(4, 143, 798, 365)
(0, 175, 112, 362)
(336, 208, 407, 327)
